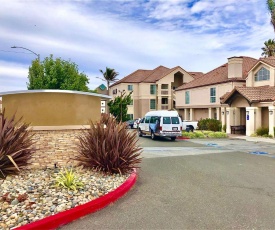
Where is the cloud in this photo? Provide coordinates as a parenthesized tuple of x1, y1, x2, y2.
(0, 0, 274, 93)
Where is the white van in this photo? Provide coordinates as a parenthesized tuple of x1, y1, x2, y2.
(138, 110, 182, 141)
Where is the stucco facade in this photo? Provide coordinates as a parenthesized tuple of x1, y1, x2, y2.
(110, 66, 196, 119)
(0, 90, 111, 127)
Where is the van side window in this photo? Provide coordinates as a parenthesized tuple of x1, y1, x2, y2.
(150, 116, 159, 123)
(145, 116, 150, 123)
(171, 117, 180, 124)
(163, 117, 171, 124)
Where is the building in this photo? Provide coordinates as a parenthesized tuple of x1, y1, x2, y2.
(221, 56, 275, 136)
(109, 65, 202, 119)
(175, 55, 275, 136)
(175, 56, 258, 122)
(95, 84, 108, 113)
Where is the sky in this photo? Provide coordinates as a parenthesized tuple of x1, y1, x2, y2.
(0, 0, 274, 92)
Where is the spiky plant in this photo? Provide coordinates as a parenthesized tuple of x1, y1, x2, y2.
(0, 109, 35, 179)
(76, 117, 142, 175)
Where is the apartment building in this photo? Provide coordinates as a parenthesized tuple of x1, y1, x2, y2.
(109, 65, 202, 119)
(175, 56, 258, 122)
(221, 56, 275, 136)
(175, 56, 275, 136)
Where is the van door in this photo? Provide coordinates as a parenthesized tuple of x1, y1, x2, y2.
(144, 116, 150, 134)
(162, 116, 181, 132)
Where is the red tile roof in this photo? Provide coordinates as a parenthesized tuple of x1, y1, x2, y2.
(188, 72, 204, 79)
(258, 56, 275, 68)
(111, 65, 196, 87)
(176, 56, 258, 91)
(221, 86, 275, 104)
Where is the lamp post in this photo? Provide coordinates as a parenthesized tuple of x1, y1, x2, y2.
(11, 46, 40, 61)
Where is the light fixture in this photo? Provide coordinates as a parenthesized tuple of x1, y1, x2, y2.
(246, 111, 249, 115)
(222, 111, 225, 115)
(226, 111, 229, 115)
(269, 110, 273, 115)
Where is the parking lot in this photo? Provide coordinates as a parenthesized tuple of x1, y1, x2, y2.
(64, 133, 275, 229)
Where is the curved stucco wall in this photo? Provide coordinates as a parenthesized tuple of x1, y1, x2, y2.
(2, 92, 103, 126)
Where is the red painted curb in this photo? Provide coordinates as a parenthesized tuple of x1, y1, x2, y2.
(177, 136, 190, 140)
(15, 170, 137, 230)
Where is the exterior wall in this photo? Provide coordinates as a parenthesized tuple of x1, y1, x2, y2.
(262, 107, 269, 128)
(231, 95, 249, 107)
(246, 63, 275, 87)
(29, 129, 81, 168)
(228, 57, 243, 78)
(193, 108, 208, 121)
(2, 92, 102, 126)
(176, 82, 242, 108)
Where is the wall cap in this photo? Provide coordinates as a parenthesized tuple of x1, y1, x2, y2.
(0, 90, 111, 99)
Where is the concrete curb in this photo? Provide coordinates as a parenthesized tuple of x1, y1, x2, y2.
(14, 170, 137, 230)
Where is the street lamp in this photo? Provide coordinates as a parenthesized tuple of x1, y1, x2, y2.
(11, 46, 40, 61)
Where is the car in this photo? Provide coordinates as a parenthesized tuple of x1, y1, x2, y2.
(133, 118, 141, 129)
(125, 120, 135, 129)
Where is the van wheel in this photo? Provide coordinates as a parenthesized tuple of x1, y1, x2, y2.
(138, 129, 143, 137)
(171, 137, 176, 141)
(151, 131, 156, 140)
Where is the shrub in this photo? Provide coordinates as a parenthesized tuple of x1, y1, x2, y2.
(222, 124, 226, 132)
(0, 109, 35, 179)
(76, 117, 142, 174)
(262, 134, 273, 138)
(256, 127, 269, 136)
(198, 118, 222, 132)
(55, 167, 84, 191)
(207, 132, 227, 138)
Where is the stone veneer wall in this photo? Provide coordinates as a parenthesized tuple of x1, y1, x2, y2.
(29, 129, 85, 169)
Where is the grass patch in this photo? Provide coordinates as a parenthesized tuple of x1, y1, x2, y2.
(182, 130, 227, 139)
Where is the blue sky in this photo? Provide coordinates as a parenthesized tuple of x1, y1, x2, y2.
(0, 0, 274, 92)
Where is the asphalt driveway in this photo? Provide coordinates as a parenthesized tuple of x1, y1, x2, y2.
(62, 143, 275, 229)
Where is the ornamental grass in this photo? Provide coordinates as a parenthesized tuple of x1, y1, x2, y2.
(0, 109, 35, 179)
(76, 116, 142, 175)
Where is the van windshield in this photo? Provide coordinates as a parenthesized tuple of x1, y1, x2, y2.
(171, 117, 180, 124)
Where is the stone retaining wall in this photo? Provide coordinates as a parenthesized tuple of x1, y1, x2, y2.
(30, 129, 84, 168)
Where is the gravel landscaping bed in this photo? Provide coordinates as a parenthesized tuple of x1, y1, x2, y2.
(0, 167, 129, 229)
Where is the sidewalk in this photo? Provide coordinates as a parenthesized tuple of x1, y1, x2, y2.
(228, 134, 275, 144)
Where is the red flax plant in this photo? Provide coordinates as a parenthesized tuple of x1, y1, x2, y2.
(0, 109, 35, 179)
(76, 116, 142, 175)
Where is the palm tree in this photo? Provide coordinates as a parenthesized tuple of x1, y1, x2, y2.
(267, 0, 275, 32)
(98, 67, 119, 91)
(261, 39, 275, 57)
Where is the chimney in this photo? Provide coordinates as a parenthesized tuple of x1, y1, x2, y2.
(227, 56, 243, 79)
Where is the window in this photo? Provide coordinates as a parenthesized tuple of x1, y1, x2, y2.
(150, 116, 159, 123)
(128, 114, 133, 120)
(210, 87, 216, 103)
(185, 91, 190, 104)
(145, 116, 150, 123)
(171, 117, 180, 124)
(128, 85, 133, 91)
(150, 99, 156, 109)
(161, 84, 168, 89)
(113, 89, 117, 95)
(150, 85, 156, 94)
(163, 117, 171, 124)
(254, 67, 270, 81)
(162, 97, 168, 104)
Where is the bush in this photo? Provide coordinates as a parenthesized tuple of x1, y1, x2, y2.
(0, 109, 35, 179)
(182, 131, 205, 139)
(207, 132, 227, 138)
(55, 167, 84, 191)
(256, 127, 269, 136)
(76, 116, 142, 174)
(198, 118, 222, 132)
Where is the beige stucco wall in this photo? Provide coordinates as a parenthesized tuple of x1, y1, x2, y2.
(176, 82, 242, 108)
(2, 92, 102, 126)
(193, 108, 208, 120)
(231, 95, 249, 107)
(246, 63, 275, 87)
